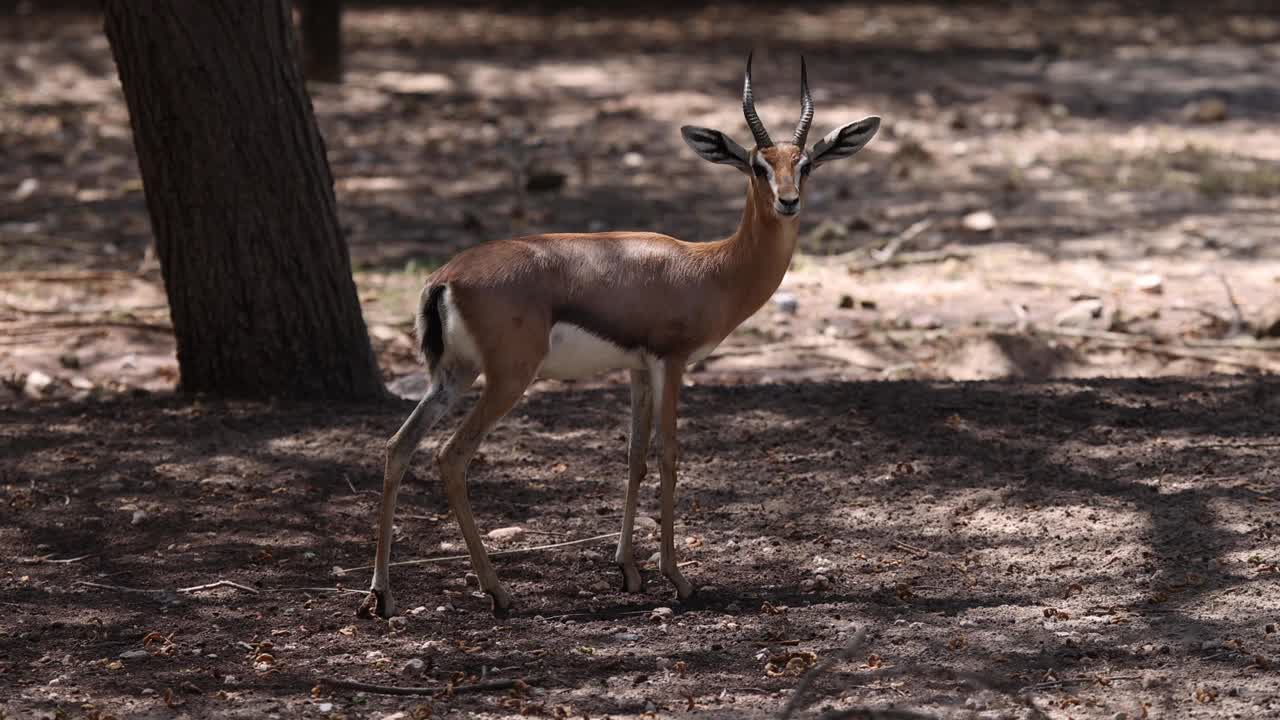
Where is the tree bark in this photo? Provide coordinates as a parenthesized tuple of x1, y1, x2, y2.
(102, 0, 383, 400)
(298, 0, 343, 83)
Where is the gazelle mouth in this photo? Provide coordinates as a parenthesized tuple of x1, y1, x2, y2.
(775, 204, 800, 217)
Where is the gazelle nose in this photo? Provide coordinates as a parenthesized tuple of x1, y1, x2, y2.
(777, 196, 800, 211)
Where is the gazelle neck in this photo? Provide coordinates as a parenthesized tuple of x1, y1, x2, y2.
(717, 179, 799, 321)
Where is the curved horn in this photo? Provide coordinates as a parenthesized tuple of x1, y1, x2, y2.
(793, 56, 814, 147)
(742, 52, 772, 148)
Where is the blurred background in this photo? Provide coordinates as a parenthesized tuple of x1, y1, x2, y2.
(4, 0, 1280, 397)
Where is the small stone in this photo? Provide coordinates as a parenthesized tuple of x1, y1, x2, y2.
(318, 703, 334, 712)
(130, 509, 148, 526)
(1112, 713, 1129, 720)
(401, 658, 426, 675)
(23, 370, 54, 397)
(1201, 639, 1221, 651)
(1133, 274, 1163, 294)
(1264, 623, 1276, 634)
(800, 578, 817, 592)
(962, 210, 996, 232)
(589, 579, 611, 593)
(909, 621, 924, 630)
(118, 650, 149, 660)
(1184, 97, 1228, 123)
(140, 688, 156, 696)
(838, 294, 855, 309)
(12, 177, 39, 201)
(388, 616, 408, 630)
(649, 607, 673, 623)
(772, 291, 799, 315)
(622, 152, 645, 168)
(634, 516, 658, 531)
(487, 526, 525, 542)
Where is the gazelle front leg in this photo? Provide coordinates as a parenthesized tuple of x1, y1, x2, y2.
(654, 357, 695, 601)
(615, 369, 652, 592)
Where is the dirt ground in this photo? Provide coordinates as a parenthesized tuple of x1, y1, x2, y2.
(2, 2, 1279, 718)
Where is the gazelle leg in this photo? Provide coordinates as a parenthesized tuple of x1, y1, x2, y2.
(361, 367, 476, 619)
(436, 372, 533, 617)
(654, 358, 695, 601)
(615, 369, 652, 593)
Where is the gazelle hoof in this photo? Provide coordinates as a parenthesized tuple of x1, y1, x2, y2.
(619, 564, 645, 593)
(357, 588, 395, 619)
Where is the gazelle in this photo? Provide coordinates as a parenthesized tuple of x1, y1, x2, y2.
(360, 55, 880, 618)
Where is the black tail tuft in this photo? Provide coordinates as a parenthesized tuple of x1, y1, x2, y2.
(421, 285, 446, 370)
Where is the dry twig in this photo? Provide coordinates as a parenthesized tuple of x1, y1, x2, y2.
(177, 580, 259, 595)
(335, 531, 621, 574)
(318, 676, 523, 696)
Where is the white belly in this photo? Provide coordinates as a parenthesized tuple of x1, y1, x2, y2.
(539, 323, 648, 379)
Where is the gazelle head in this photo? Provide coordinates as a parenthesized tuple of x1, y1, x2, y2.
(681, 54, 880, 220)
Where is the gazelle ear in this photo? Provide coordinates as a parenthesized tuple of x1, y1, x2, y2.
(681, 126, 751, 173)
(809, 116, 880, 169)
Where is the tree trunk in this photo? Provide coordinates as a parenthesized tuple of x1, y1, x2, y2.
(299, 0, 343, 83)
(102, 0, 383, 401)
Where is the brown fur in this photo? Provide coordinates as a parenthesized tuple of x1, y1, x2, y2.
(428, 147, 803, 374)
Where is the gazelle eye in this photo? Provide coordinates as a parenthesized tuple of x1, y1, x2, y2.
(799, 161, 811, 177)
(753, 164, 767, 178)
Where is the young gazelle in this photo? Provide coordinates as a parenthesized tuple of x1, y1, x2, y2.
(360, 55, 879, 618)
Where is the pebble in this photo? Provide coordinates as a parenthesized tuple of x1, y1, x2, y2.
(589, 579, 611, 593)
(118, 650, 149, 660)
(401, 658, 426, 675)
(772, 292, 799, 315)
(622, 152, 645, 168)
(130, 509, 148, 526)
(24, 370, 53, 396)
(649, 607, 673, 623)
(388, 616, 407, 630)
(1133, 274, 1164, 294)
(318, 703, 333, 712)
(634, 516, 658, 530)
(962, 210, 996, 232)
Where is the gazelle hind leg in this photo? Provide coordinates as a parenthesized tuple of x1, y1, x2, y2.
(360, 366, 476, 619)
(615, 369, 652, 593)
(435, 370, 535, 616)
(654, 357, 695, 601)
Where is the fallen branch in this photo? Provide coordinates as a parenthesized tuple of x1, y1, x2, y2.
(0, 270, 136, 283)
(871, 218, 935, 264)
(1215, 272, 1246, 336)
(3, 319, 172, 334)
(177, 580, 259, 595)
(74, 580, 165, 596)
(335, 531, 621, 575)
(1033, 327, 1280, 371)
(1018, 675, 1143, 693)
(892, 541, 929, 559)
(318, 676, 524, 696)
(270, 586, 368, 595)
(847, 250, 971, 274)
(17, 553, 96, 565)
